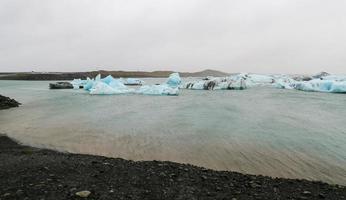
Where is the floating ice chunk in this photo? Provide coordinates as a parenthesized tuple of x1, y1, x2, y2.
(137, 84, 179, 96)
(95, 74, 101, 81)
(89, 82, 117, 95)
(184, 76, 247, 90)
(166, 73, 181, 87)
(124, 78, 144, 85)
(89, 81, 134, 95)
(243, 74, 274, 87)
(101, 75, 115, 84)
(321, 75, 346, 81)
(215, 81, 229, 90)
(330, 82, 346, 93)
(84, 77, 95, 91)
(70, 79, 84, 89)
(108, 79, 128, 90)
(274, 78, 297, 89)
(227, 79, 247, 90)
(135, 73, 180, 95)
(184, 80, 205, 90)
(295, 80, 346, 93)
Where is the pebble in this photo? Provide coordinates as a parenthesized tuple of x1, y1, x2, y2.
(318, 193, 326, 199)
(75, 190, 91, 198)
(3, 193, 11, 197)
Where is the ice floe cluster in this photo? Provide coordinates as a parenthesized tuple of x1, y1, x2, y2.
(70, 71, 346, 95)
(182, 72, 346, 93)
(71, 73, 181, 96)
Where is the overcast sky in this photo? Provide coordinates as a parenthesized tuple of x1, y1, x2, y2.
(0, 0, 345, 74)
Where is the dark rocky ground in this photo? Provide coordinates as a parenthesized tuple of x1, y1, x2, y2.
(0, 135, 345, 200)
(0, 95, 20, 110)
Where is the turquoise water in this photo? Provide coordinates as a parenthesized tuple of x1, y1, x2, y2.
(0, 80, 345, 184)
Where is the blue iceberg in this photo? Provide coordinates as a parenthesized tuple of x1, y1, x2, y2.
(89, 81, 134, 95)
(294, 80, 346, 93)
(166, 73, 181, 87)
(101, 75, 115, 85)
(137, 73, 181, 95)
(71, 73, 180, 96)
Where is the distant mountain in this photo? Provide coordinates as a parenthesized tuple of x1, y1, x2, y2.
(0, 69, 230, 80)
(181, 69, 230, 77)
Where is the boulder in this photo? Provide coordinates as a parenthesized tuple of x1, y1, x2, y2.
(0, 95, 20, 110)
(49, 82, 74, 89)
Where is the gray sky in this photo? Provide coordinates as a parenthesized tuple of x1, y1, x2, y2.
(1, 0, 346, 74)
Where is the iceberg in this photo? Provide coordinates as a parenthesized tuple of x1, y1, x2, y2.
(233, 73, 274, 87)
(274, 78, 297, 89)
(137, 84, 179, 96)
(101, 75, 115, 84)
(166, 72, 182, 87)
(69, 72, 346, 95)
(73, 74, 134, 95)
(183, 76, 246, 90)
(329, 82, 346, 93)
(226, 79, 247, 90)
(89, 80, 134, 95)
(137, 73, 181, 95)
(183, 80, 205, 90)
(83, 77, 95, 91)
(123, 78, 144, 85)
(70, 79, 87, 89)
(70, 73, 181, 96)
(321, 75, 346, 81)
(294, 80, 346, 93)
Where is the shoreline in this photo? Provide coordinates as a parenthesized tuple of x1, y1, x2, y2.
(0, 70, 230, 81)
(0, 134, 345, 200)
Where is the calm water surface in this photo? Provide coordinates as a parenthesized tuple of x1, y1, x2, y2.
(0, 79, 345, 184)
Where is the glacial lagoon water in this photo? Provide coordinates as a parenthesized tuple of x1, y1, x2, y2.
(0, 79, 345, 185)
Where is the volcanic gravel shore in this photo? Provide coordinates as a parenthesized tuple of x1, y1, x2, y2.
(0, 95, 20, 110)
(0, 135, 345, 200)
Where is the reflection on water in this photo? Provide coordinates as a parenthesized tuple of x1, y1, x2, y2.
(0, 80, 345, 185)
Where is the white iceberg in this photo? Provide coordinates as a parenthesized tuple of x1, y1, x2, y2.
(183, 80, 205, 90)
(274, 78, 297, 89)
(89, 80, 134, 95)
(233, 73, 274, 87)
(70, 79, 85, 89)
(137, 84, 179, 96)
(183, 76, 246, 90)
(123, 78, 144, 85)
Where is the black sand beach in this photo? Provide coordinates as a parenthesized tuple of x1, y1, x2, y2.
(0, 135, 345, 200)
